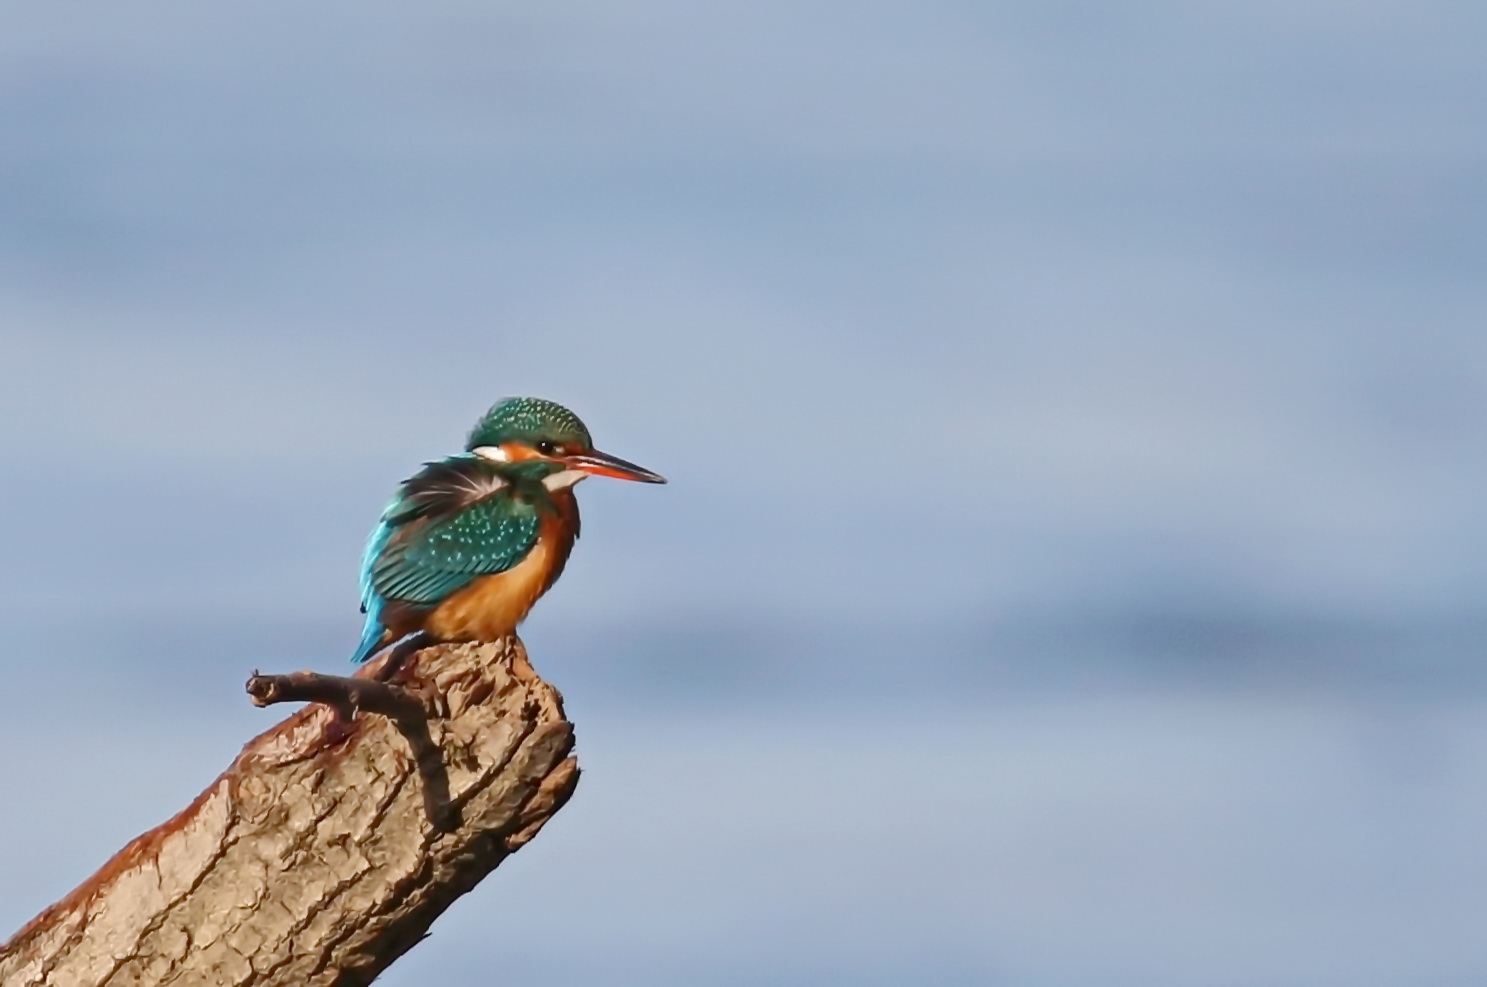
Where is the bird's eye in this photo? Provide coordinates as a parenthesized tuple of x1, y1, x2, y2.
(535, 440, 556, 455)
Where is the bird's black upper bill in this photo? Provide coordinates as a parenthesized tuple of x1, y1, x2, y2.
(567, 449, 667, 483)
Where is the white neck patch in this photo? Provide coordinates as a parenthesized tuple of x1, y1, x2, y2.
(472, 445, 510, 462)
(542, 469, 589, 492)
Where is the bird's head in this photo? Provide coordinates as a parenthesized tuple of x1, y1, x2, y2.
(466, 396, 666, 488)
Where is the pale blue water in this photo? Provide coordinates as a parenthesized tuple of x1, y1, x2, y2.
(3, 0, 1486, 981)
(5, 672, 1486, 987)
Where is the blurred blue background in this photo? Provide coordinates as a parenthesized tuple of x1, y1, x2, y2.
(3, 2, 1486, 984)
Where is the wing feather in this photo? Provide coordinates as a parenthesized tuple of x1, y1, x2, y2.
(361, 456, 539, 609)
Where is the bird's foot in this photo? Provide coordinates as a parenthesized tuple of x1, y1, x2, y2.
(367, 631, 438, 683)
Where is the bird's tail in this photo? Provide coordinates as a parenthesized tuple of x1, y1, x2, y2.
(351, 604, 389, 665)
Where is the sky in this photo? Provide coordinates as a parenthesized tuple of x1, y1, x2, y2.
(1, 2, 1485, 984)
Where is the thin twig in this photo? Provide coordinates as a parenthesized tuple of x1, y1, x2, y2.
(245, 670, 427, 721)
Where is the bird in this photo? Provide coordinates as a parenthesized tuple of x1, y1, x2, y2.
(352, 396, 665, 665)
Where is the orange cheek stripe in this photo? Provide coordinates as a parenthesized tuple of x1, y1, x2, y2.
(502, 442, 543, 461)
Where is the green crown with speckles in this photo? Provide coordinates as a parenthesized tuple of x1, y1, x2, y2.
(466, 397, 593, 451)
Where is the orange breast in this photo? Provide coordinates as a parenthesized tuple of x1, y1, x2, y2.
(424, 512, 573, 643)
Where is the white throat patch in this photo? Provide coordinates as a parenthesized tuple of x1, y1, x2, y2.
(472, 445, 510, 462)
(541, 469, 588, 492)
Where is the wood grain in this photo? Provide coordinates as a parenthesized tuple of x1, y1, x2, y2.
(0, 637, 578, 987)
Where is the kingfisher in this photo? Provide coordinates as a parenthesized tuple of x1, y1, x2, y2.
(352, 396, 665, 665)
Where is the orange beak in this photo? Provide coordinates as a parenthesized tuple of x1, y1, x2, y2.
(565, 449, 667, 483)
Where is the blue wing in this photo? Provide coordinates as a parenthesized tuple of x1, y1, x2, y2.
(352, 457, 540, 663)
(352, 517, 401, 664)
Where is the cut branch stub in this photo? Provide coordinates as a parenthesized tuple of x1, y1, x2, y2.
(0, 637, 579, 987)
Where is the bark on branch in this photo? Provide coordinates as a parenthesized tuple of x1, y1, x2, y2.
(245, 669, 428, 722)
(0, 637, 579, 987)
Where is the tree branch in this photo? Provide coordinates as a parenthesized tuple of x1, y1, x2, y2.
(245, 669, 427, 722)
(0, 637, 579, 987)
